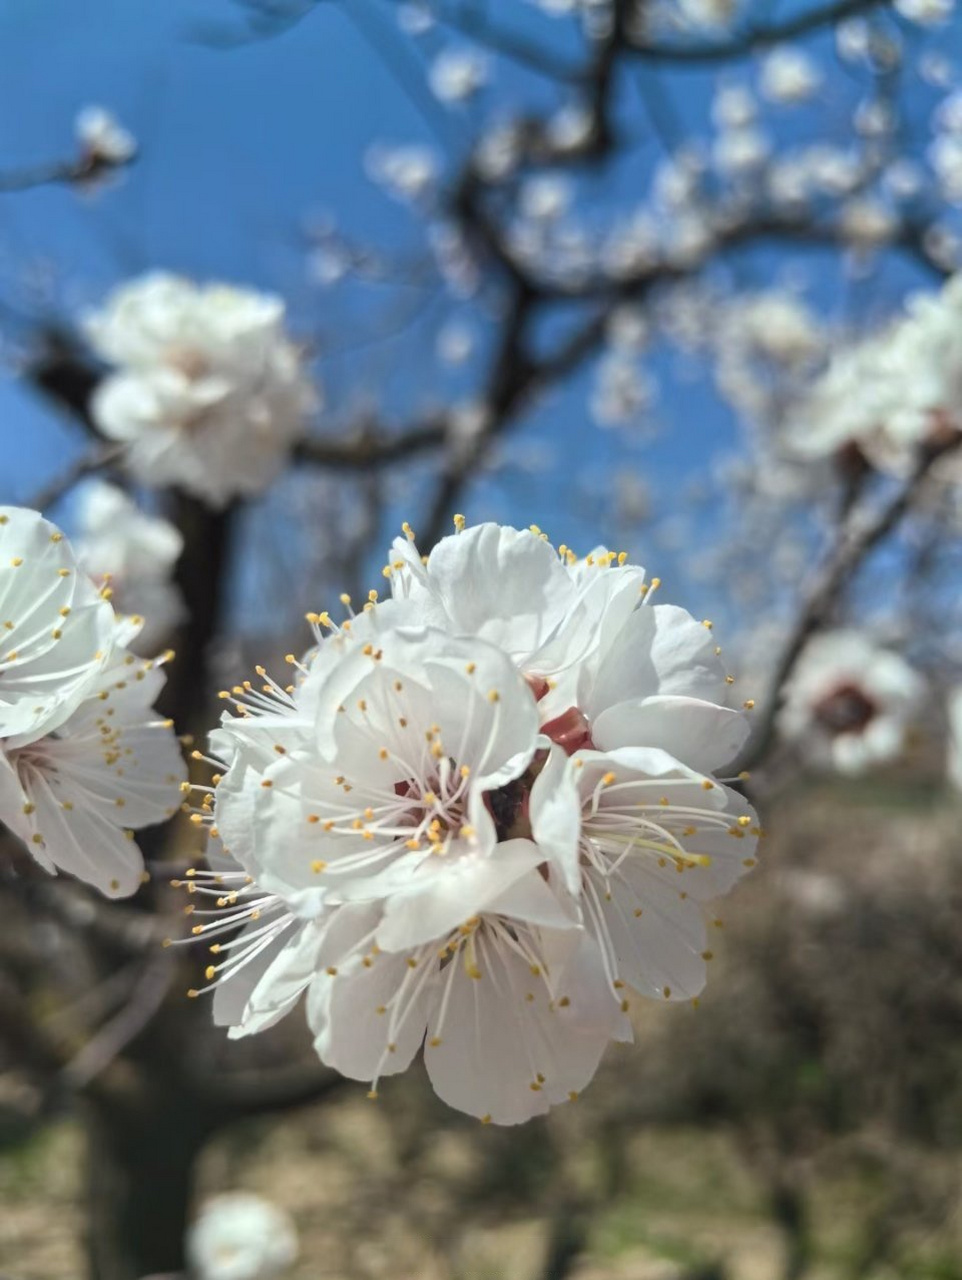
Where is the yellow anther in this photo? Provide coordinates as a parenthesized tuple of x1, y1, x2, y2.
(453, 514, 466, 531)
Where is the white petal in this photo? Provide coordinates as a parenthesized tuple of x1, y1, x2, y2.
(309, 949, 430, 1083)
(424, 932, 610, 1124)
(593, 695, 750, 772)
(529, 745, 583, 896)
(376, 839, 546, 952)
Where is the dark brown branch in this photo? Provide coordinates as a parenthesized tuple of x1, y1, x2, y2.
(0, 152, 135, 194)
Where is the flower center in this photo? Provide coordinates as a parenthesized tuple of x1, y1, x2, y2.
(813, 682, 878, 735)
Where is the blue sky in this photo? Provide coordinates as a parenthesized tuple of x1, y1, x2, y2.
(2, 0, 961, 624)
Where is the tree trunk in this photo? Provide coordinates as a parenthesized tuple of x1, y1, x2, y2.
(83, 1088, 212, 1280)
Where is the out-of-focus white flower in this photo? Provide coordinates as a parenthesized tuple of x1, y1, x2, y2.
(837, 17, 871, 62)
(676, 0, 741, 31)
(883, 157, 924, 201)
(711, 84, 756, 130)
(428, 48, 489, 103)
(396, 1, 434, 35)
(187, 1193, 298, 1280)
(73, 481, 184, 651)
(0, 506, 186, 896)
(759, 47, 821, 104)
(713, 127, 770, 177)
(838, 196, 898, 248)
(365, 144, 439, 203)
(733, 293, 823, 368)
(776, 869, 848, 919)
(545, 104, 594, 153)
(935, 88, 962, 133)
(187, 522, 757, 1124)
(473, 121, 522, 181)
(919, 51, 955, 88)
(948, 686, 962, 790)
(780, 630, 924, 774)
(854, 97, 896, 139)
(591, 355, 656, 426)
(895, 0, 954, 24)
(929, 132, 962, 204)
(804, 145, 863, 197)
(606, 305, 650, 353)
(519, 174, 572, 223)
(84, 274, 317, 508)
(429, 221, 480, 298)
(436, 321, 476, 366)
(601, 210, 661, 278)
(75, 105, 136, 167)
(785, 274, 962, 469)
(653, 149, 705, 208)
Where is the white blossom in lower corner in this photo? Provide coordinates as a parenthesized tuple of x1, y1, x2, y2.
(779, 630, 925, 774)
(0, 505, 186, 896)
(186, 1193, 298, 1280)
(84, 273, 318, 508)
(182, 521, 759, 1124)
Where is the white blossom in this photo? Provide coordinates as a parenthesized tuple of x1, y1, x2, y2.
(895, 0, 954, 24)
(591, 355, 656, 426)
(73, 481, 184, 651)
(428, 48, 489, 103)
(759, 47, 821, 105)
(0, 506, 186, 896)
(779, 631, 925, 774)
(366, 144, 439, 203)
(838, 196, 898, 248)
(187, 523, 757, 1124)
(784, 274, 962, 470)
(75, 105, 136, 167)
(84, 273, 317, 508)
(186, 1193, 298, 1280)
(675, 0, 742, 32)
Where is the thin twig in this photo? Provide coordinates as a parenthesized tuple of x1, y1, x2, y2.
(26, 443, 124, 511)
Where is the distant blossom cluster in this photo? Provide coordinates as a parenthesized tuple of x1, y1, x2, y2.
(785, 273, 962, 474)
(0, 507, 185, 897)
(85, 273, 318, 508)
(180, 521, 760, 1124)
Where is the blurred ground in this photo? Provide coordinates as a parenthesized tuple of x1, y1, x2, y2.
(4, 776, 962, 1280)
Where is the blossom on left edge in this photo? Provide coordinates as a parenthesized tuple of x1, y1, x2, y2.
(0, 506, 186, 896)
